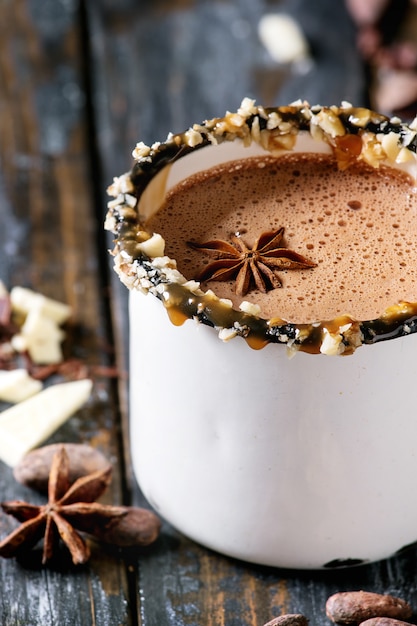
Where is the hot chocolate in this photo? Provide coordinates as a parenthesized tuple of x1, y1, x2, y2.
(147, 153, 417, 324)
(109, 102, 417, 568)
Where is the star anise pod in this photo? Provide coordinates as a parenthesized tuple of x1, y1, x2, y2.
(188, 227, 316, 297)
(0, 446, 160, 565)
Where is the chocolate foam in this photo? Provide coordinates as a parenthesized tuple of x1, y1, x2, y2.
(148, 153, 417, 324)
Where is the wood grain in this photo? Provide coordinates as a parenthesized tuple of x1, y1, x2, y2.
(0, 0, 130, 623)
(86, 0, 417, 625)
(0, 0, 416, 624)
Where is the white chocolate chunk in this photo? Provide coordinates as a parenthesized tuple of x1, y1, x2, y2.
(10, 334, 28, 353)
(0, 369, 42, 403)
(239, 301, 262, 316)
(21, 307, 64, 340)
(12, 307, 65, 364)
(22, 333, 63, 364)
(258, 14, 309, 64)
(0, 379, 93, 466)
(10, 286, 71, 325)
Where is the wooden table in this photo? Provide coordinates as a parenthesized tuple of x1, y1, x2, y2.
(1, 1, 417, 624)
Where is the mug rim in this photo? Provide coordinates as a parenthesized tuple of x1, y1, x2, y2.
(105, 98, 417, 356)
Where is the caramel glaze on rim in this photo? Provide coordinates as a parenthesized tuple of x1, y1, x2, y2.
(105, 99, 417, 356)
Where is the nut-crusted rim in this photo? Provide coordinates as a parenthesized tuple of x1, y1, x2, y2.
(105, 98, 417, 356)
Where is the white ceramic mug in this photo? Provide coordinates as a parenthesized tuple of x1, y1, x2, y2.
(106, 100, 417, 568)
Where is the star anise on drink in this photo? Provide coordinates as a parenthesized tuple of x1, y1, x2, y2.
(0, 446, 160, 565)
(188, 227, 316, 297)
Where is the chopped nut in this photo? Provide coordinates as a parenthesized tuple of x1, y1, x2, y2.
(218, 327, 238, 342)
(314, 109, 346, 138)
(396, 147, 415, 163)
(320, 328, 344, 356)
(381, 132, 401, 161)
(239, 301, 262, 316)
(348, 107, 372, 127)
(132, 141, 151, 160)
(137, 233, 166, 257)
(237, 97, 257, 117)
(184, 128, 204, 147)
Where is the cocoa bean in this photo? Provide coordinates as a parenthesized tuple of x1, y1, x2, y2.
(263, 614, 308, 626)
(360, 618, 415, 626)
(73, 506, 162, 547)
(13, 443, 112, 493)
(326, 591, 412, 624)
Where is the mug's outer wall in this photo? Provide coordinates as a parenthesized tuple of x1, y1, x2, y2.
(130, 290, 417, 569)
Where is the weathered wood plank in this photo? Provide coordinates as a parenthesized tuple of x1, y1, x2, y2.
(87, 0, 417, 625)
(0, 0, 131, 623)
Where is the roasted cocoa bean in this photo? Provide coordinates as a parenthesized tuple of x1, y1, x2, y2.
(79, 506, 161, 547)
(360, 618, 415, 626)
(263, 614, 308, 626)
(326, 591, 412, 624)
(13, 443, 112, 493)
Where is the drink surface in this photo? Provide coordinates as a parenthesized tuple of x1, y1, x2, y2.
(146, 153, 417, 323)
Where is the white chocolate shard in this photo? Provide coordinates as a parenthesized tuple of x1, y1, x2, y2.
(0, 379, 93, 467)
(12, 307, 65, 364)
(9, 334, 27, 353)
(10, 286, 71, 325)
(20, 333, 63, 364)
(0, 369, 42, 403)
(258, 14, 309, 64)
(21, 307, 64, 340)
